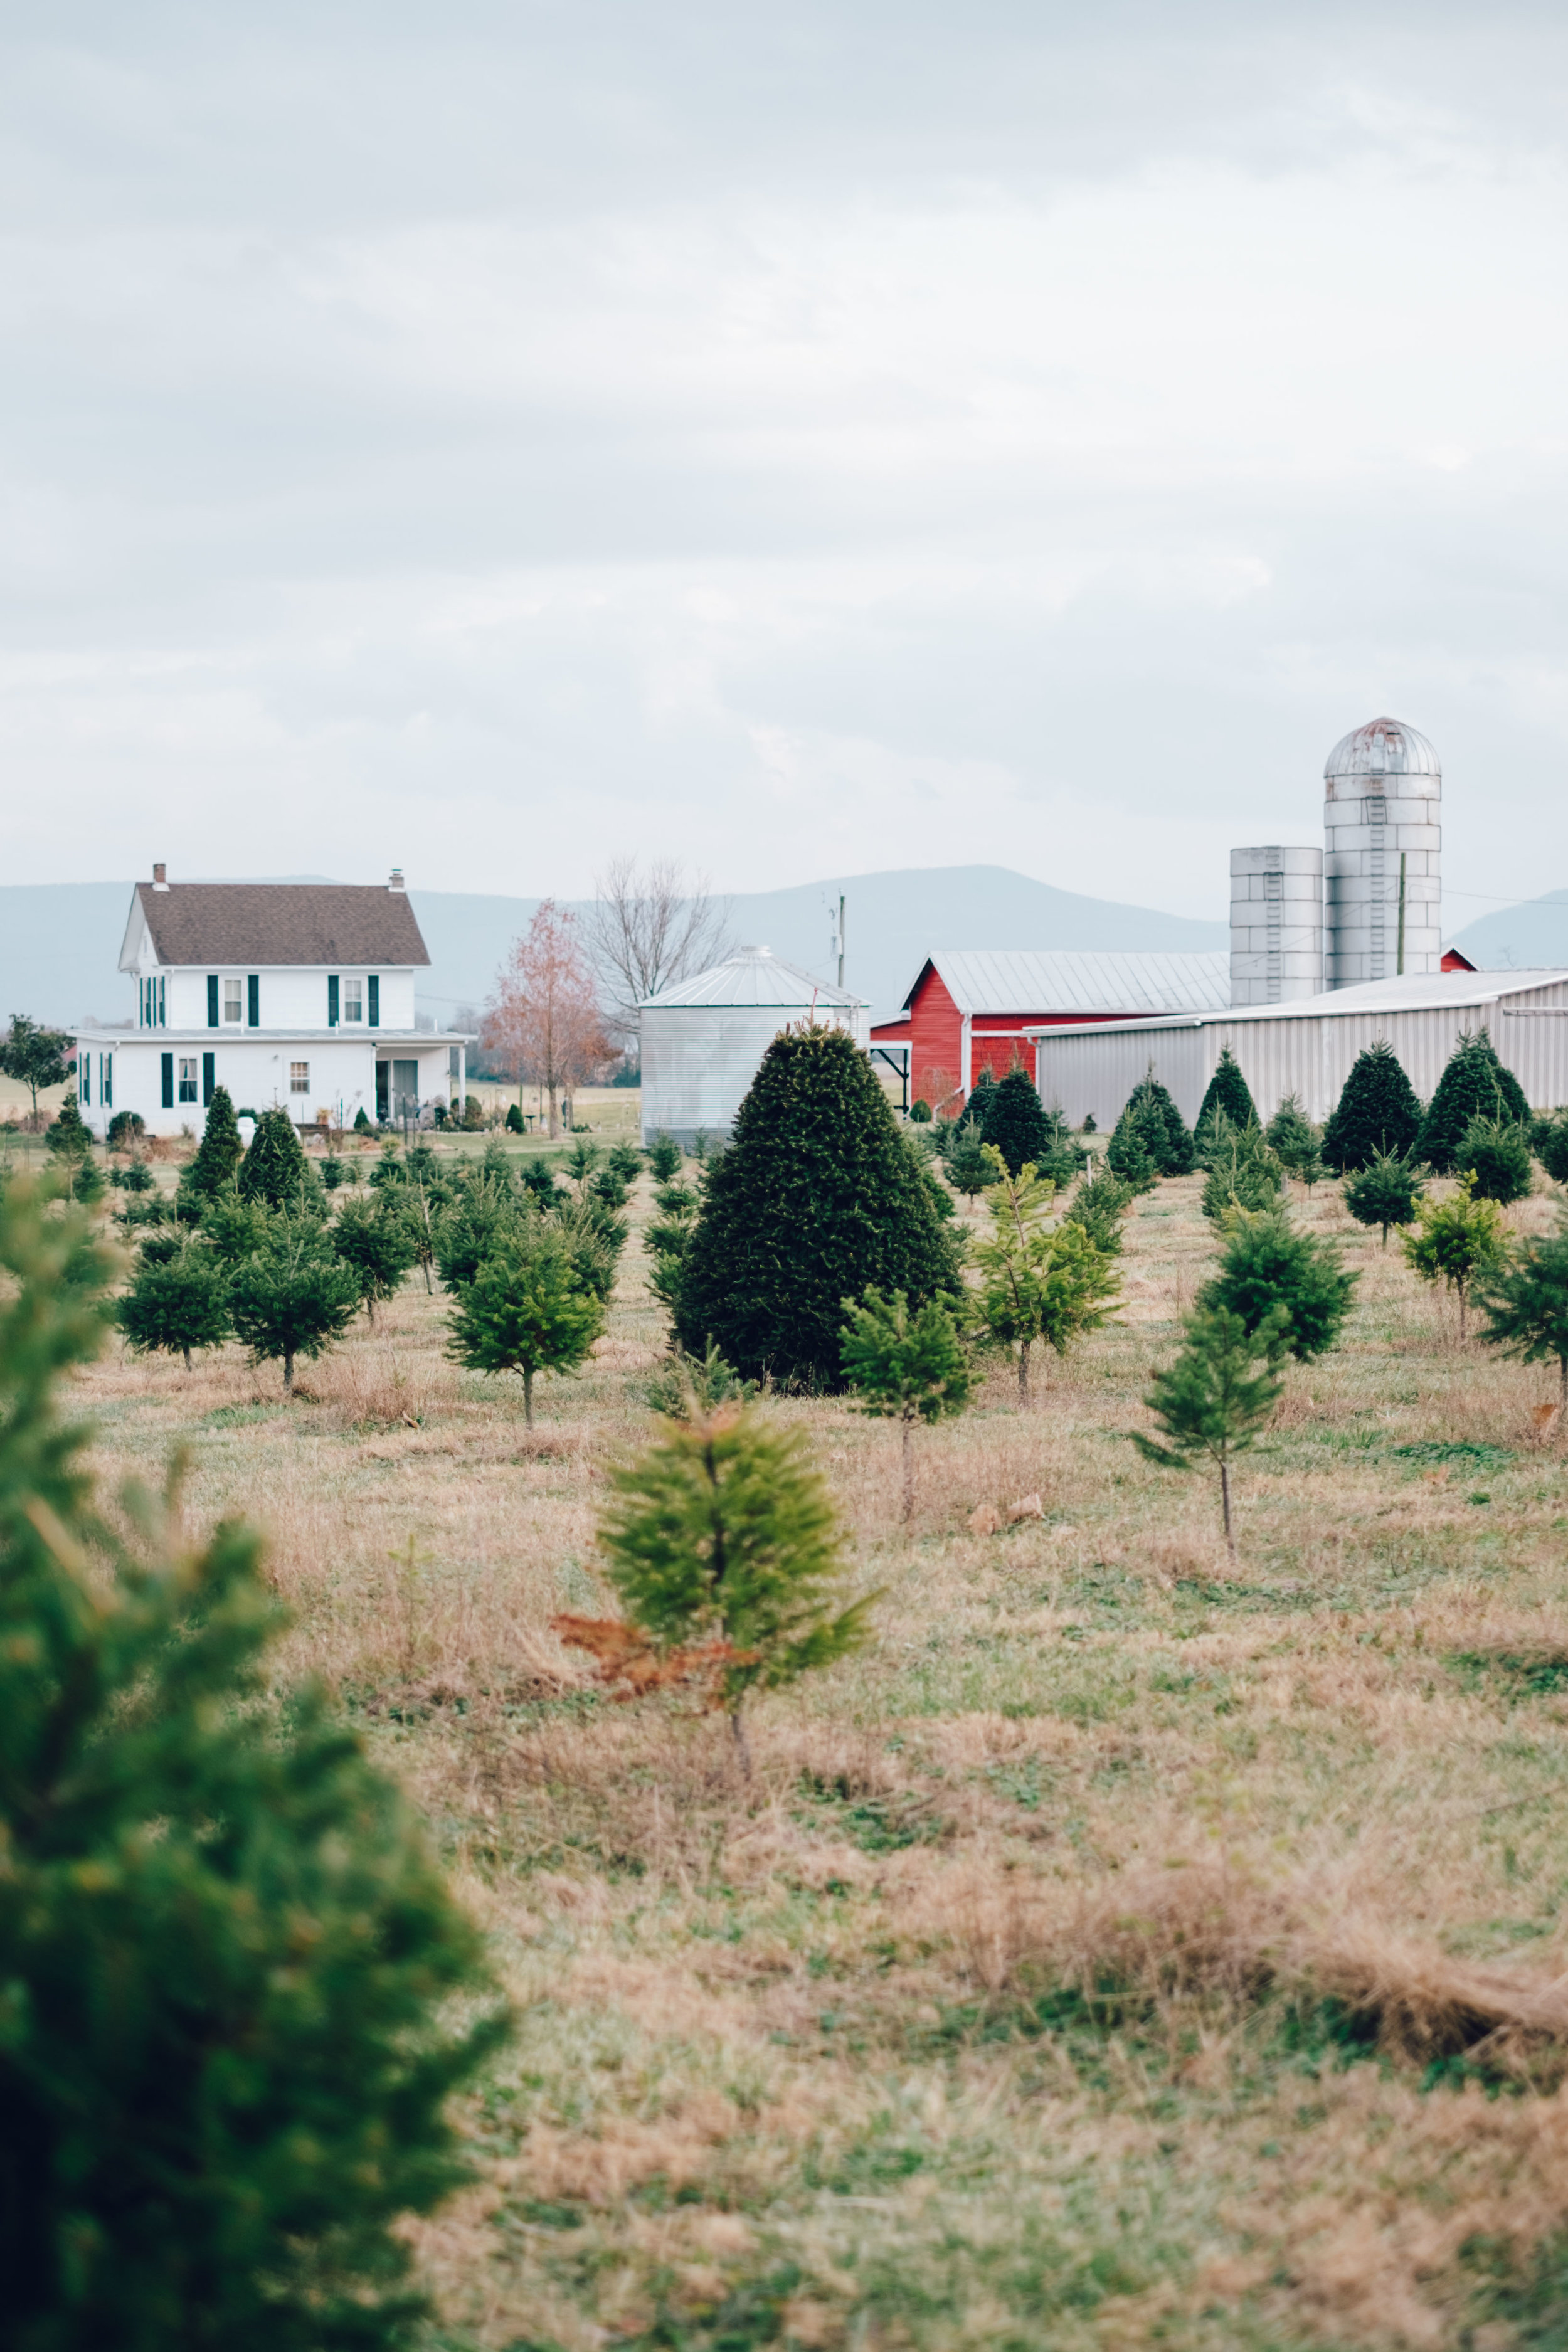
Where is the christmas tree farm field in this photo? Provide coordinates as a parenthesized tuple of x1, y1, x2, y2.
(70, 1157, 1568, 2351)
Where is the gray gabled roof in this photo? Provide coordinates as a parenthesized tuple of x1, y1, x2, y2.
(641, 945, 862, 1010)
(904, 949, 1231, 1017)
(122, 883, 430, 971)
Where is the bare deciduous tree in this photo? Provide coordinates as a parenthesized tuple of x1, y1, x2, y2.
(483, 901, 609, 1138)
(585, 857, 734, 1049)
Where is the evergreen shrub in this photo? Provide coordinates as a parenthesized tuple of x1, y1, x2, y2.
(229, 1217, 361, 1393)
(1194, 1049, 1257, 1150)
(675, 1025, 961, 1387)
(1416, 1029, 1528, 1173)
(181, 1084, 243, 1202)
(238, 1107, 316, 1209)
(1456, 1114, 1534, 1205)
(0, 1182, 504, 2349)
(119, 1246, 232, 1369)
(1321, 1040, 1422, 1172)
(1343, 1149, 1425, 1246)
(1197, 1210, 1357, 1362)
(977, 1069, 1056, 1178)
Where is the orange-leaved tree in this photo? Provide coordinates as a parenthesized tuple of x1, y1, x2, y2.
(483, 899, 608, 1138)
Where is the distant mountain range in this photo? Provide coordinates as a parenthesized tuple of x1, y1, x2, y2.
(0, 867, 1549, 1034)
(0, 866, 1229, 1031)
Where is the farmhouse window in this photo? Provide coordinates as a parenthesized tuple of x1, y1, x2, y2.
(290, 1062, 310, 1094)
(223, 978, 242, 1024)
(207, 975, 219, 1026)
(80, 1059, 90, 1104)
(100, 1054, 112, 1108)
(177, 1058, 198, 1104)
(343, 978, 363, 1022)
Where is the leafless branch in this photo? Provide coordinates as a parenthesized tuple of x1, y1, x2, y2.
(585, 856, 734, 1046)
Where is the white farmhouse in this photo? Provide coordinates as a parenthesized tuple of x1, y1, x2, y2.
(73, 866, 470, 1140)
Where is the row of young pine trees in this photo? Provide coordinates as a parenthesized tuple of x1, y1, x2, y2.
(12, 1023, 1568, 2341)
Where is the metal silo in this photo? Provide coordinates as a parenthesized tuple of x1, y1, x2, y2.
(1323, 717, 1441, 988)
(638, 946, 867, 1148)
(1229, 845, 1323, 1004)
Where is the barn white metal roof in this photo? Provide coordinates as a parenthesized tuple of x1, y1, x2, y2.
(1324, 716, 1441, 781)
(641, 946, 864, 1011)
(1025, 967, 1568, 1039)
(906, 950, 1231, 1018)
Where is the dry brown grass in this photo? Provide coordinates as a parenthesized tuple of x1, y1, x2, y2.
(67, 1150, 1568, 2348)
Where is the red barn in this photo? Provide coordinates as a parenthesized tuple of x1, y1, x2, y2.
(871, 950, 1231, 1115)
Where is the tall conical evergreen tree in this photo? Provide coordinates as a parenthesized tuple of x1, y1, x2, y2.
(45, 1093, 91, 1163)
(238, 1104, 317, 1209)
(182, 1082, 244, 1201)
(977, 1067, 1054, 1177)
(1194, 1047, 1257, 1146)
(675, 1025, 963, 1387)
(1120, 1073, 1195, 1177)
(1416, 1028, 1530, 1173)
(1321, 1039, 1422, 1172)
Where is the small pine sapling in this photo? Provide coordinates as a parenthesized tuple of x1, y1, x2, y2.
(607, 1139, 644, 1184)
(1476, 1210, 1568, 1405)
(1105, 1103, 1158, 1193)
(1401, 1173, 1509, 1339)
(1132, 1305, 1288, 1557)
(909, 1097, 933, 1122)
(973, 1151, 1120, 1404)
(181, 1084, 243, 1202)
(119, 1244, 231, 1370)
(586, 1403, 874, 1772)
(1064, 1160, 1135, 1254)
(840, 1285, 972, 1523)
(1456, 1114, 1534, 1205)
(646, 1132, 684, 1182)
(237, 1105, 318, 1209)
(1194, 1048, 1258, 1153)
(445, 1236, 605, 1424)
(1416, 1028, 1529, 1173)
(505, 1102, 525, 1133)
(1267, 1094, 1325, 1190)
(1197, 1209, 1357, 1362)
(1343, 1148, 1425, 1246)
(46, 1092, 92, 1166)
(977, 1067, 1057, 1178)
(1535, 1110, 1568, 1189)
(1200, 1118, 1283, 1221)
(645, 1337, 757, 1419)
(228, 1216, 362, 1394)
(945, 1118, 993, 1210)
(333, 1194, 418, 1323)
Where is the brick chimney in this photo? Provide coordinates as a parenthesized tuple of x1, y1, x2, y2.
(152, 862, 169, 891)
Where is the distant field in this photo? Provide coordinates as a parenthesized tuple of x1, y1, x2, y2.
(71, 1143, 1568, 2349)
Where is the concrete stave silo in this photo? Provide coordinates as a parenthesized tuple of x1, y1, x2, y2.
(1229, 845, 1323, 1004)
(638, 946, 866, 1148)
(1323, 717, 1441, 988)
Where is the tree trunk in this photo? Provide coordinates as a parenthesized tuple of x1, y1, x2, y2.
(366, 1295, 376, 1327)
(729, 1708, 752, 1779)
(1018, 1338, 1031, 1407)
(523, 1365, 534, 1428)
(182, 1347, 192, 1371)
(1560, 1352, 1567, 1407)
(1219, 1456, 1235, 1559)
(1458, 1281, 1468, 1342)
(548, 1088, 559, 1140)
(902, 1414, 914, 1527)
(283, 1346, 295, 1397)
(421, 1257, 433, 1295)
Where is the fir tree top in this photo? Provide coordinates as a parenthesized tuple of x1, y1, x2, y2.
(675, 1024, 963, 1387)
(45, 1091, 91, 1161)
(977, 1067, 1055, 1177)
(1194, 1047, 1257, 1142)
(1320, 1039, 1422, 1173)
(237, 1104, 316, 1209)
(1128, 1072, 1196, 1177)
(1416, 1028, 1530, 1173)
(182, 1083, 244, 1200)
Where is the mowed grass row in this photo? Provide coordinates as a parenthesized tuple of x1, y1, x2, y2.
(76, 1145, 1568, 2350)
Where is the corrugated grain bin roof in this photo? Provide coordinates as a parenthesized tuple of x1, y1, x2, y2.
(904, 950, 1230, 1017)
(641, 946, 864, 1011)
(1324, 716, 1441, 781)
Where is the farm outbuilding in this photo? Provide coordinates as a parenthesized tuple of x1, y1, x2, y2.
(869, 950, 1230, 1116)
(639, 946, 865, 1148)
(1030, 967, 1568, 1132)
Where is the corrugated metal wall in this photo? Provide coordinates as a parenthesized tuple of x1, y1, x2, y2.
(1035, 979, 1568, 1130)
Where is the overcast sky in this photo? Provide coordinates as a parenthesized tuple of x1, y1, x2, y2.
(2, 2, 1565, 922)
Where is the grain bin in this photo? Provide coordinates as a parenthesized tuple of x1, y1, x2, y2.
(638, 947, 867, 1148)
(1324, 717, 1442, 987)
(1229, 845, 1323, 1004)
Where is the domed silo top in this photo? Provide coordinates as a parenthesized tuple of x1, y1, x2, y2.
(1323, 716, 1441, 798)
(639, 945, 862, 1011)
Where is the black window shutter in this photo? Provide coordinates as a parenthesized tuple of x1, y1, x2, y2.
(247, 975, 260, 1027)
(207, 974, 218, 1026)
(328, 975, 339, 1027)
(203, 1051, 215, 1106)
(161, 1052, 174, 1109)
(368, 975, 379, 1027)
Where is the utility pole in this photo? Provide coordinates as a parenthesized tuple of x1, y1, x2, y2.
(837, 893, 845, 992)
